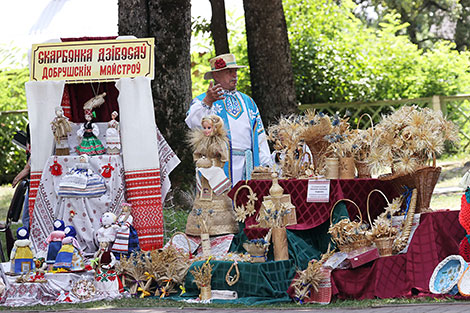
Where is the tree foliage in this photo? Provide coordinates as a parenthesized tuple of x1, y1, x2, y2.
(0, 67, 29, 184)
(283, 0, 470, 104)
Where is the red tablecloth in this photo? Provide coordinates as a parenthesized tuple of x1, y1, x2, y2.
(330, 210, 465, 299)
(228, 178, 398, 238)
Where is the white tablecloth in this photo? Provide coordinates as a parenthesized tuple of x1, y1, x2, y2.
(30, 155, 125, 255)
(0, 263, 121, 307)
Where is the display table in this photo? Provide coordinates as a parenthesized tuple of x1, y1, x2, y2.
(329, 210, 465, 299)
(228, 178, 398, 238)
(30, 155, 125, 255)
(183, 260, 295, 304)
(0, 263, 120, 307)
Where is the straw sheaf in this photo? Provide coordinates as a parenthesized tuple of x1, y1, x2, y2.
(367, 105, 459, 175)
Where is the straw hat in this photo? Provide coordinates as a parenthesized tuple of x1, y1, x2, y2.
(204, 53, 246, 80)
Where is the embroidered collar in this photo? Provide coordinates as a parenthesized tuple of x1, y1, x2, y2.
(223, 89, 237, 96)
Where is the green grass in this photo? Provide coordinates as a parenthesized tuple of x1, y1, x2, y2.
(0, 294, 461, 311)
(0, 184, 14, 221)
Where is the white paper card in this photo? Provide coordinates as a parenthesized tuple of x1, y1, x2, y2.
(307, 179, 330, 202)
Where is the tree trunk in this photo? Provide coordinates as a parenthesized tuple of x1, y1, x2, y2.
(243, 0, 297, 125)
(118, 0, 149, 38)
(209, 0, 230, 55)
(118, 0, 193, 186)
(455, 0, 470, 51)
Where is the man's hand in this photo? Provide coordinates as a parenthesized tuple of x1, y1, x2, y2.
(203, 81, 224, 107)
(12, 162, 30, 188)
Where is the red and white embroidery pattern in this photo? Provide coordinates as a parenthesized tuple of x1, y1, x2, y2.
(125, 168, 163, 250)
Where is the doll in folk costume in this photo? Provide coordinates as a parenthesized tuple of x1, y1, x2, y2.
(93, 212, 120, 294)
(185, 115, 238, 236)
(54, 226, 85, 271)
(76, 93, 106, 156)
(46, 219, 66, 268)
(111, 202, 139, 259)
(10, 227, 35, 274)
(57, 154, 106, 197)
(106, 111, 121, 155)
(94, 212, 119, 268)
(51, 106, 72, 155)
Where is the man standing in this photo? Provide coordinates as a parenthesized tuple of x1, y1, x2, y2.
(186, 54, 271, 186)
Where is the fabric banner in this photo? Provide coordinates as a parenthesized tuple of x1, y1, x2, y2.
(116, 77, 163, 250)
(26, 80, 65, 216)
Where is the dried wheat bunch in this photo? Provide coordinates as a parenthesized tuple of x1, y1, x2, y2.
(190, 261, 213, 288)
(367, 105, 459, 175)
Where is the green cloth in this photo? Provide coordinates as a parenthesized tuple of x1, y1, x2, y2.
(182, 260, 295, 303)
(229, 201, 350, 270)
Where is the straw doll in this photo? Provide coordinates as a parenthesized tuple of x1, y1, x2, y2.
(51, 106, 72, 155)
(106, 111, 121, 155)
(185, 115, 238, 236)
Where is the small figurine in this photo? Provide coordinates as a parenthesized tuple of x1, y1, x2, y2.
(10, 227, 35, 274)
(51, 106, 72, 155)
(54, 226, 85, 271)
(96, 212, 118, 244)
(58, 154, 106, 197)
(106, 111, 121, 155)
(76, 112, 106, 156)
(185, 115, 237, 236)
(93, 241, 117, 269)
(46, 219, 66, 268)
(111, 203, 140, 259)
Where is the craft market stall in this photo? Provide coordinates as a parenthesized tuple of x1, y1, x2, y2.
(2, 38, 470, 307)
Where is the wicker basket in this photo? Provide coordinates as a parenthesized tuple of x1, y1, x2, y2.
(329, 199, 370, 252)
(355, 160, 371, 178)
(373, 237, 394, 257)
(379, 166, 441, 213)
(354, 114, 373, 178)
(366, 189, 396, 257)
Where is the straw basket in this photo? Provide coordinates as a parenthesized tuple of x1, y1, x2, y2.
(339, 157, 355, 179)
(325, 157, 339, 179)
(354, 113, 373, 178)
(366, 189, 395, 257)
(243, 242, 268, 263)
(355, 160, 371, 178)
(169, 231, 193, 258)
(305, 139, 330, 175)
(329, 199, 370, 252)
(380, 165, 441, 213)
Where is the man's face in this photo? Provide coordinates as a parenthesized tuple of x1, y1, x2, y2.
(212, 68, 238, 91)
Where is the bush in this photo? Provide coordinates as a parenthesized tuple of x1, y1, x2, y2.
(0, 67, 29, 185)
(283, 0, 470, 104)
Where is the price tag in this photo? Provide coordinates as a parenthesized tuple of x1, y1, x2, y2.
(306, 179, 330, 203)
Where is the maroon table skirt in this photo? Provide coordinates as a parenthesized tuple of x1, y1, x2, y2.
(228, 178, 398, 238)
(331, 210, 465, 299)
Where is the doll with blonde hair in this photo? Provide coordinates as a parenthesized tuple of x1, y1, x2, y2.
(186, 115, 238, 236)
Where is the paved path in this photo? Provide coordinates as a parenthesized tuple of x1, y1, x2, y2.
(8, 302, 470, 313)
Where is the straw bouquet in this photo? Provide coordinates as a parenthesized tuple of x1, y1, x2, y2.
(367, 105, 459, 175)
(291, 249, 335, 303)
